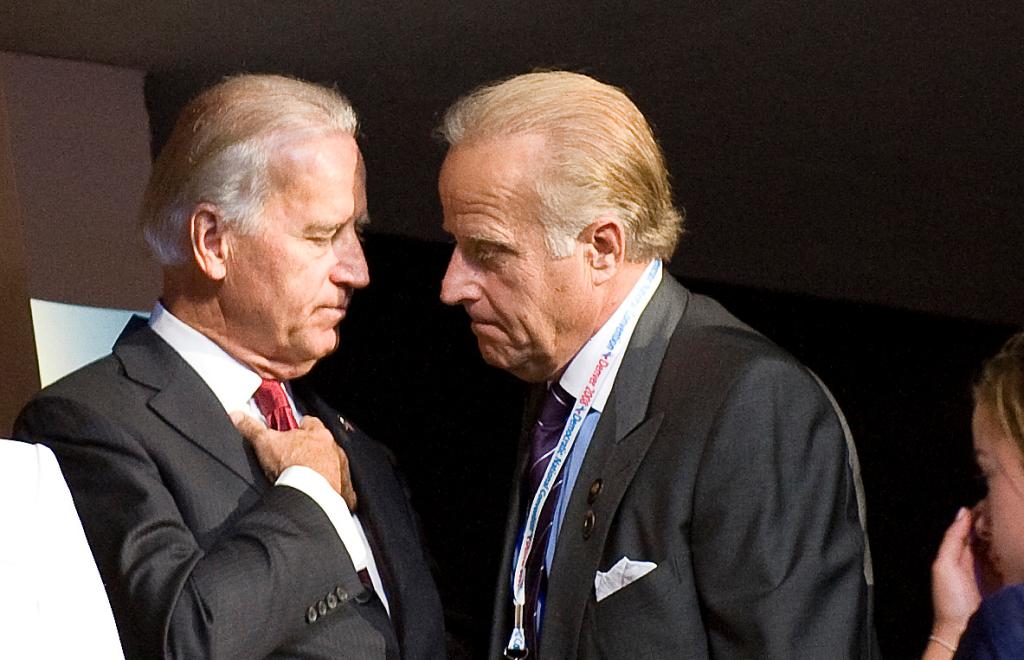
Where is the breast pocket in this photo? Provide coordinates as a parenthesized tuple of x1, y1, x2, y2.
(596, 560, 679, 616)
(582, 560, 707, 660)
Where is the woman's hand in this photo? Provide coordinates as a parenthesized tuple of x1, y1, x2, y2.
(928, 507, 982, 656)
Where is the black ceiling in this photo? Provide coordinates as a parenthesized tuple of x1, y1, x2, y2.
(3, 1, 1022, 323)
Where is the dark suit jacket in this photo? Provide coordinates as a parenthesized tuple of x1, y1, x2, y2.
(490, 276, 875, 659)
(15, 320, 446, 660)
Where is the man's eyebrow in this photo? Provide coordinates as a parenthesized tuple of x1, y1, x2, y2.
(304, 212, 370, 235)
(303, 221, 343, 235)
(466, 231, 512, 246)
(465, 233, 518, 254)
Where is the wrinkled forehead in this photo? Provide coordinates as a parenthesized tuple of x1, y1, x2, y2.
(441, 133, 546, 186)
(440, 134, 547, 222)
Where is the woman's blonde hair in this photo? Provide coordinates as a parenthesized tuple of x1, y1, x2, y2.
(975, 331, 1024, 457)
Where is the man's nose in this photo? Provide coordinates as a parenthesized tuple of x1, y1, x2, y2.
(332, 236, 370, 290)
(440, 247, 474, 306)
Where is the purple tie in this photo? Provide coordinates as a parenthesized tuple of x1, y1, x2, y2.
(522, 381, 574, 654)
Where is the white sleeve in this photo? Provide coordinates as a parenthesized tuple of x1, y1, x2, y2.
(276, 465, 368, 570)
(0, 442, 126, 660)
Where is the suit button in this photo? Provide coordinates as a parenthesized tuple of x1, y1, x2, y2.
(582, 510, 595, 539)
(306, 606, 318, 623)
(326, 592, 339, 609)
(317, 599, 328, 616)
(336, 586, 349, 602)
(587, 479, 603, 503)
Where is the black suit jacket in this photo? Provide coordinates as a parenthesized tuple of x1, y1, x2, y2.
(15, 320, 446, 660)
(490, 276, 876, 659)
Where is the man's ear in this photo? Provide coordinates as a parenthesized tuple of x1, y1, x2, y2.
(190, 203, 230, 281)
(581, 216, 627, 285)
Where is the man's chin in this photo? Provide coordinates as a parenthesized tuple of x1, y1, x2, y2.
(477, 342, 549, 383)
(313, 333, 342, 359)
(477, 340, 514, 370)
(290, 332, 341, 369)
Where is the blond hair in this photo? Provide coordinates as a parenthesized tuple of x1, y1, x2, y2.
(437, 71, 683, 260)
(140, 74, 358, 265)
(975, 331, 1024, 458)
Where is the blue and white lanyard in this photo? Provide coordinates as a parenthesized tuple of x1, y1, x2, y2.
(505, 259, 662, 658)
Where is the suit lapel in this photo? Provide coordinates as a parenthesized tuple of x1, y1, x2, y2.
(290, 384, 380, 533)
(293, 385, 381, 528)
(293, 385, 404, 594)
(542, 277, 689, 656)
(114, 318, 268, 493)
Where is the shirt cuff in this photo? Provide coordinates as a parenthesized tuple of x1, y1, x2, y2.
(276, 465, 367, 570)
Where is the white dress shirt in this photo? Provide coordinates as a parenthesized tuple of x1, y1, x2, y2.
(546, 260, 662, 566)
(0, 440, 126, 660)
(148, 303, 389, 613)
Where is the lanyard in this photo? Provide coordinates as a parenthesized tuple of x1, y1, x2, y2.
(505, 259, 662, 658)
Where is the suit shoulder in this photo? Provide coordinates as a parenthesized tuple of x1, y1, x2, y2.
(27, 318, 175, 406)
(25, 352, 130, 407)
(15, 352, 150, 444)
(655, 293, 828, 414)
(674, 293, 801, 371)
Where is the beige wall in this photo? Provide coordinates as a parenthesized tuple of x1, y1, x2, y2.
(0, 72, 38, 435)
(0, 52, 158, 433)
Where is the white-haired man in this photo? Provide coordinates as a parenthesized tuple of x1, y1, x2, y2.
(16, 74, 445, 659)
(437, 71, 876, 659)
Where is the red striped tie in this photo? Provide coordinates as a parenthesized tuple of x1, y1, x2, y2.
(252, 379, 299, 431)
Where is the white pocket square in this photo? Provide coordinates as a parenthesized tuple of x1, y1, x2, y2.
(594, 556, 657, 602)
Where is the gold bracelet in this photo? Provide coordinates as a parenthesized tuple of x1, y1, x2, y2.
(929, 634, 957, 653)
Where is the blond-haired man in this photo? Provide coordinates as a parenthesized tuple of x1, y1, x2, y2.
(16, 74, 445, 659)
(437, 71, 875, 659)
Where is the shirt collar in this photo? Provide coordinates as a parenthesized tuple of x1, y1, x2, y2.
(558, 261, 663, 412)
(148, 302, 263, 413)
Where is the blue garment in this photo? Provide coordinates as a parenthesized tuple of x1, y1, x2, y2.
(510, 407, 601, 631)
(956, 584, 1024, 659)
(546, 408, 601, 568)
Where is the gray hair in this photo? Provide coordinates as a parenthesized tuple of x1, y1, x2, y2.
(140, 74, 358, 265)
(437, 71, 683, 260)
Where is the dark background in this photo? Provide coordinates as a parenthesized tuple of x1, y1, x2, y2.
(3, 1, 1022, 325)
(3, 2, 1023, 657)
